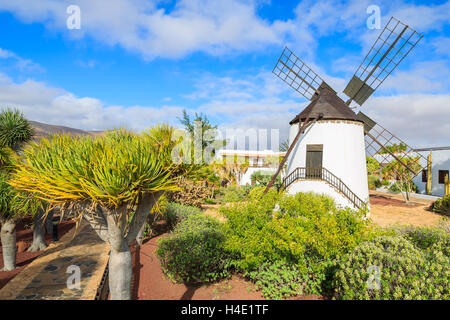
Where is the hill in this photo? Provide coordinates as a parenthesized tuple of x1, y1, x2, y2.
(29, 120, 102, 140)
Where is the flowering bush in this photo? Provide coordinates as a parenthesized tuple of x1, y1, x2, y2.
(333, 235, 449, 300)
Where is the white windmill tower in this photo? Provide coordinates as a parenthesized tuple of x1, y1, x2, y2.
(265, 17, 428, 212)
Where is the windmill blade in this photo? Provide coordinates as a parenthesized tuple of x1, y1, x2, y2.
(357, 112, 427, 179)
(344, 17, 423, 106)
(273, 47, 335, 101)
(264, 111, 315, 194)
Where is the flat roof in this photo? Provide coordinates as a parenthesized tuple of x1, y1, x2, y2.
(413, 147, 450, 152)
(218, 149, 286, 157)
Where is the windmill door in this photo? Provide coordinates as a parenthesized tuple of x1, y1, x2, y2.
(306, 144, 323, 178)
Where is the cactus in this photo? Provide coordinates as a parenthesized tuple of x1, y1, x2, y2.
(445, 173, 449, 196)
(426, 151, 432, 195)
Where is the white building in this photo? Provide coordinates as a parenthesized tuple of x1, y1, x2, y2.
(412, 147, 450, 197)
(285, 87, 369, 211)
(216, 149, 285, 185)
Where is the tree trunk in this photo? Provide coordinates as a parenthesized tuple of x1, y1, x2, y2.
(405, 189, 410, 203)
(45, 209, 54, 235)
(79, 192, 163, 300)
(1, 220, 17, 271)
(135, 223, 145, 246)
(109, 239, 132, 300)
(27, 213, 48, 252)
(106, 212, 132, 300)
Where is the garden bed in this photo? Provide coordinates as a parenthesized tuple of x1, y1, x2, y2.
(369, 191, 445, 227)
(129, 211, 326, 300)
(0, 217, 75, 290)
(130, 233, 266, 300)
(369, 194, 421, 207)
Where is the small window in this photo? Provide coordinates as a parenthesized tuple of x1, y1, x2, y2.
(422, 169, 427, 183)
(438, 170, 449, 184)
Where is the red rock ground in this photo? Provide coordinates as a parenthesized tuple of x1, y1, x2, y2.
(369, 194, 422, 207)
(129, 233, 324, 300)
(0, 217, 75, 290)
(129, 192, 444, 300)
(130, 234, 266, 300)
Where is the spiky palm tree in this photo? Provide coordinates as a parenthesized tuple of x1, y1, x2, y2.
(280, 139, 290, 152)
(210, 156, 249, 186)
(9, 125, 194, 299)
(0, 108, 33, 152)
(0, 108, 34, 270)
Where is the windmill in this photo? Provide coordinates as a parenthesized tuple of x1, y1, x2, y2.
(265, 17, 426, 208)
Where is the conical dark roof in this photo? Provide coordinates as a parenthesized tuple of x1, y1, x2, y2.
(289, 87, 363, 125)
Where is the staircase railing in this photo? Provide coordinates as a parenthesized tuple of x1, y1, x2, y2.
(282, 167, 364, 209)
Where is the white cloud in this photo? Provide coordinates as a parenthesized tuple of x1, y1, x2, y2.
(380, 60, 450, 93)
(185, 70, 450, 148)
(1, 0, 448, 60)
(0, 47, 44, 73)
(0, 0, 448, 149)
(0, 68, 448, 150)
(0, 73, 183, 131)
(431, 37, 450, 56)
(362, 94, 450, 148)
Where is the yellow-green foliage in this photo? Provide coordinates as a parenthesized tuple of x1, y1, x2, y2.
(368, 175, 381, 190)
(0, 108, 33, 150)
(333, 234, 449, 300)
(432, 195, 450, 216)
(0, 171, 13, 218)
(221, 189, 372, 272)
(157, 212, 231, 283)
(0, 171, 45, 220)
(9, 128, 181, 208)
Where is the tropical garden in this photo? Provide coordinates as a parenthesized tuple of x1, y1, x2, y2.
(0, 108, 448, 300)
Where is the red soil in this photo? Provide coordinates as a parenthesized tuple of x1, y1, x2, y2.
(130, 233, 324, 300)
(130, 234, 264, 300)
(369, 194, 421, 207)
(0, 217, 75, 290)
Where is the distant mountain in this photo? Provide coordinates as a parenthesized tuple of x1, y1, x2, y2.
(29, 120, 102, 141)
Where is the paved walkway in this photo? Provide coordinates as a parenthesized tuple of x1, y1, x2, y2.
(0, 219, 109, 300)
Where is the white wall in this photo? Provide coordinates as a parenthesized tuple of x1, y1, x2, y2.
(286, 120, 369, 207)
(413, 149, 450, 197)
(286, 180, 358, 210)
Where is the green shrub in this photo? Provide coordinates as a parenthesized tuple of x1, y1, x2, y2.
(156, 213, 232, 283)
(432, 195, 450, 216)
(247, 260, 333, 300)
(163, 202, 201, 230)
(166, 177, 209, 207)
(250, 170, 281, 189)
(204, 198, 215, 204)
(220, 185, 251, 203)
(388, 181, 418, 193)
(333, 235, 449, 300)
(397, 225, 449, 250)
(368, 175, 381, 190)
(221, 190, 372, 284)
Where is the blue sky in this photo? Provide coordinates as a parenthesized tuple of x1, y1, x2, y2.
(0, 0, 449, 148)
